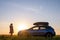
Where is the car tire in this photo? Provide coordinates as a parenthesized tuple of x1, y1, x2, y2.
(46, 33, 53, 39)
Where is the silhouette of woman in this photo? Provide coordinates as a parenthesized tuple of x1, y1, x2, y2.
(9, 23, 14, 36)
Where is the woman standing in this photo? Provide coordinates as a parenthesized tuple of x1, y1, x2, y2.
(9, 23, 14, 36)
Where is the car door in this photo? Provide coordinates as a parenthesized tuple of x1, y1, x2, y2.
(39, 27, 47, 36)
(29, 27, 39, 36)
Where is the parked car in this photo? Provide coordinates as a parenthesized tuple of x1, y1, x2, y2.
(18, 25, 56, 37)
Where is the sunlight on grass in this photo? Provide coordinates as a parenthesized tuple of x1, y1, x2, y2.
(0, 35, 60, 40)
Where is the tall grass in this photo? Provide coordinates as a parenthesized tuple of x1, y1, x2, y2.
(0, 35, 60, 40)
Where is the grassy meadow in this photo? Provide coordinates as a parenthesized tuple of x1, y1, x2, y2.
(0, 35, 60, 40)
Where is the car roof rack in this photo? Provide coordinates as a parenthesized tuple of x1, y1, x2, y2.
(33, 22, 49, 26)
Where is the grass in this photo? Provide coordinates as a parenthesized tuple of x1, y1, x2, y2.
(0, 35, 60, 40)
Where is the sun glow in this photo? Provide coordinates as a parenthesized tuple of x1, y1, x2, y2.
(17, 24, 28, 31)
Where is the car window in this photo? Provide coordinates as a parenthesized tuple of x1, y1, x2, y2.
(33, 27, 39, 30)
(40, 27, 46, 30)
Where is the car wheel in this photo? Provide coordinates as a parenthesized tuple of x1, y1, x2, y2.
(46, 33, 52, 39)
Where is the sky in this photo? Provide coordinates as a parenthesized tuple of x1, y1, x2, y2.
(0, 0, 60, 35)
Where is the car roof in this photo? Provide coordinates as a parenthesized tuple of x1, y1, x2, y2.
(31, 25, 52, 28)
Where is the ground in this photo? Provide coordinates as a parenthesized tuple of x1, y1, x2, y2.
(0, 35, 60, 40)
